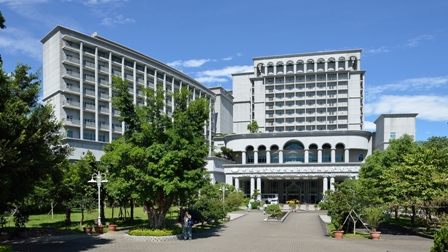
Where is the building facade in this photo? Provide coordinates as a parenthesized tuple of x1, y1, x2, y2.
(41, 26, 216, 160)
(208, 50, 417, 203)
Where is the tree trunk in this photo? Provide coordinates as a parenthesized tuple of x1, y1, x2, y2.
(130, 198, 134, 221)
(145, 201, 169, 229)
(65, 207, 71, 225)
(80, 208, 84, 226)
(394, 207, 398, 220)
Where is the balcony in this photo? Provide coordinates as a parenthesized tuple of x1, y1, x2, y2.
(65, 118, 80, 126)
(84, 121, 96, 128)
(63, 100, 80, 108)
(99, 123, 110, 130)
(98, 65, 109, 73)
(84, 104, 95, 111)
(64, 85, 80, 93)
(99, 106, 109, 114)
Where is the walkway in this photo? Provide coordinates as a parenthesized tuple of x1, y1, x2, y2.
(3, 210, 433, 252)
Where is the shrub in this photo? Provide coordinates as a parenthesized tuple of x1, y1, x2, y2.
(0, 245, 12, 252)
(266, 204, 282, 217)
(432, 226, 448, 252)
(129, 225, 182, 236)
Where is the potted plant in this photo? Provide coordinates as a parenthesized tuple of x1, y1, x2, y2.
(83, 225, 93, 234)
(289, 203, 296, 212)
(363, 206, 385, 240)
(94, 225, 104, 234)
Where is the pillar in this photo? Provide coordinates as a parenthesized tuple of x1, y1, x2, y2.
(279, 150, 283, 164)
(318, 149, 322, 163)
(256, 177, 261, 201)
(254, 151, 258, 164)
(250, 177, 255, 197)
(242, 151, 246, 164)
(323, 177, 328, 194)
(330, 177, 335, 191)
(266, 150, 271, 164)
(331, 149, 335, 163)
(304, 149, 309, 163)
(344, 149, 349, 163)
(235, 177, 240, 191)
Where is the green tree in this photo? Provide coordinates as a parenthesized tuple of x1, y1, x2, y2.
(0, 63, 71, 213)
(358, 134, 418, 218)
(0, 11, 6, 29)
(103, 76, 210, 228)
(247, 120, 259, 133)
(58, 151, 98, 225)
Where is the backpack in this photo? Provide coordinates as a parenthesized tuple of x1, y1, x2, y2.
(188, 219, 194, 226)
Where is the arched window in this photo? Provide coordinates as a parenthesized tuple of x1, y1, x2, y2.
(267, 63, 274, 75)
(276, 62, 284, 74)
(258, 145, 267, 163)
(322, 143, 332, 162)
(335, 143, 345, 162)
(270, 145, 279, 163)
(338, 57, 345, 70)
(246, 146, 254, 163)
(307, 60, 314, 72)
(283, 141, 305, 163)
(328, 58, 335, 71)
(296, 60, 304, 73)
(286, 61, 294, 73)
(308, 144, 318, 162)
(317, 58, 325, 72)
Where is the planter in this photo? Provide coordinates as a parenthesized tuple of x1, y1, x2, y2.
(333, 230, 344, 239)
(108, 224, 117, 232)
(0, 233, 9, 241)
(370, 231, 381, 240)
(84, 226, 93, 234)
(94, 226, 104, 234)
(17, 230, 28, 238)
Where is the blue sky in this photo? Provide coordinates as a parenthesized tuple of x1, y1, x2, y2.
(1, 0, 447, 141)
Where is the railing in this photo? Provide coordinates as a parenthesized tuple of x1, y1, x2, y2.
(63, 100, 80, 107)
(65, 71, 80, 78)
(99, 107, 109, 113)
(66, 119, 80, 125)
(84, 104, 95, 110)
(84, 89, 95, 96)
(65, 56, 80, 64)
(65, 86, 80, 92)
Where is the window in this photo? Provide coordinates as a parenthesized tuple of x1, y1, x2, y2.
(258, 156, 266, 163)
(247, 156, 254, 163)
(67, 130, 73, 138)
(359, 154, 364, 161)
(99, 135, 106, 142)
(83, 133, 95, 140)
(390, 132, 396, 140)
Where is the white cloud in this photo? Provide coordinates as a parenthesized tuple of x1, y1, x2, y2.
(83, 0, 125, 5)
(0, 28, 41, 61)
(167, 59, 210, 68)
(0, 0, 48, 6)
(222, 56, 233, 61)
(367, 76, 448, 98)
(236, 53, 243, 57)
(364, 121, 376, 132)
(365, 46, 390, 54)
(365, 95, 448, 122)
(101, 15, 136, 27)
(193, 65, 253, 84)
(405, 34, 434, 48)
(197, 65, 253, 78)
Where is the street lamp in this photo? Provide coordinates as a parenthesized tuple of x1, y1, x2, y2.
(219, 185, 228, 214)
(88, 171, 108, 226)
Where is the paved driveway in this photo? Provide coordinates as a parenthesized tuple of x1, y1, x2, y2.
(3, 210, 433, 252)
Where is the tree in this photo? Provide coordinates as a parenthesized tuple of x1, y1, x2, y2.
(247, 120, 259, 133)
(0, 11, 6, 29)
(58, 151, 98, 225)
(103, 76, 210, 228)
(0, 63, 71, 213)
(358, 134, 418, 218)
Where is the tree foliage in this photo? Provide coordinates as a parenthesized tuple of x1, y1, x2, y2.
(0, 63, 71, 213)
(247, 120, 259, 133)
(0, 11, 6, 29)
(102, 76, 210, 228)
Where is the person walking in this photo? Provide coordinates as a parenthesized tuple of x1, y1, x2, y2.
(248, 202, 252, 212)
(183, 211, 193, 240)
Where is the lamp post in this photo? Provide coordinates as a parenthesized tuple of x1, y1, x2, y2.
(219, 186, 228, 214)
(88, 171, 108, 226)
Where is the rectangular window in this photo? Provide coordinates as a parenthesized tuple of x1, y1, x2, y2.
(359, 154, 364, 161)
(390, 132, 396, 140)
(247, 156, 254, 164)
(258, 156, 266, 163)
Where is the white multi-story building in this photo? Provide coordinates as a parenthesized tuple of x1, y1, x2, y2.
(207, 50, 417, 204)
(41, 26, 216, 160)
(41, 26, 417, 203)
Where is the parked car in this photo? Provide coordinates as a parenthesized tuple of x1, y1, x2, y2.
(285, 199, 300, 204)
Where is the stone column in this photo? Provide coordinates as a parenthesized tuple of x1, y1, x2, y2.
(318, 149, 322, 163)
(279, 150, 283, 164)
(344, 149, 349, 163)
(331, 149, 335, 163)
(304, 149, 309, 163)
(235, 177, 240, 191)
(330, 177, 335, 191)
(266, 150, 271, 164)
(256, 177, 261, 201)
(323, 177, 328, 194)
(250, 177, 255, 197)
(254, 151, 258, 164)
(242, 151, 246, 164)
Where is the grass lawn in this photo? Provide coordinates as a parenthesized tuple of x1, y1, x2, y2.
(1, 206, 181, 233)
